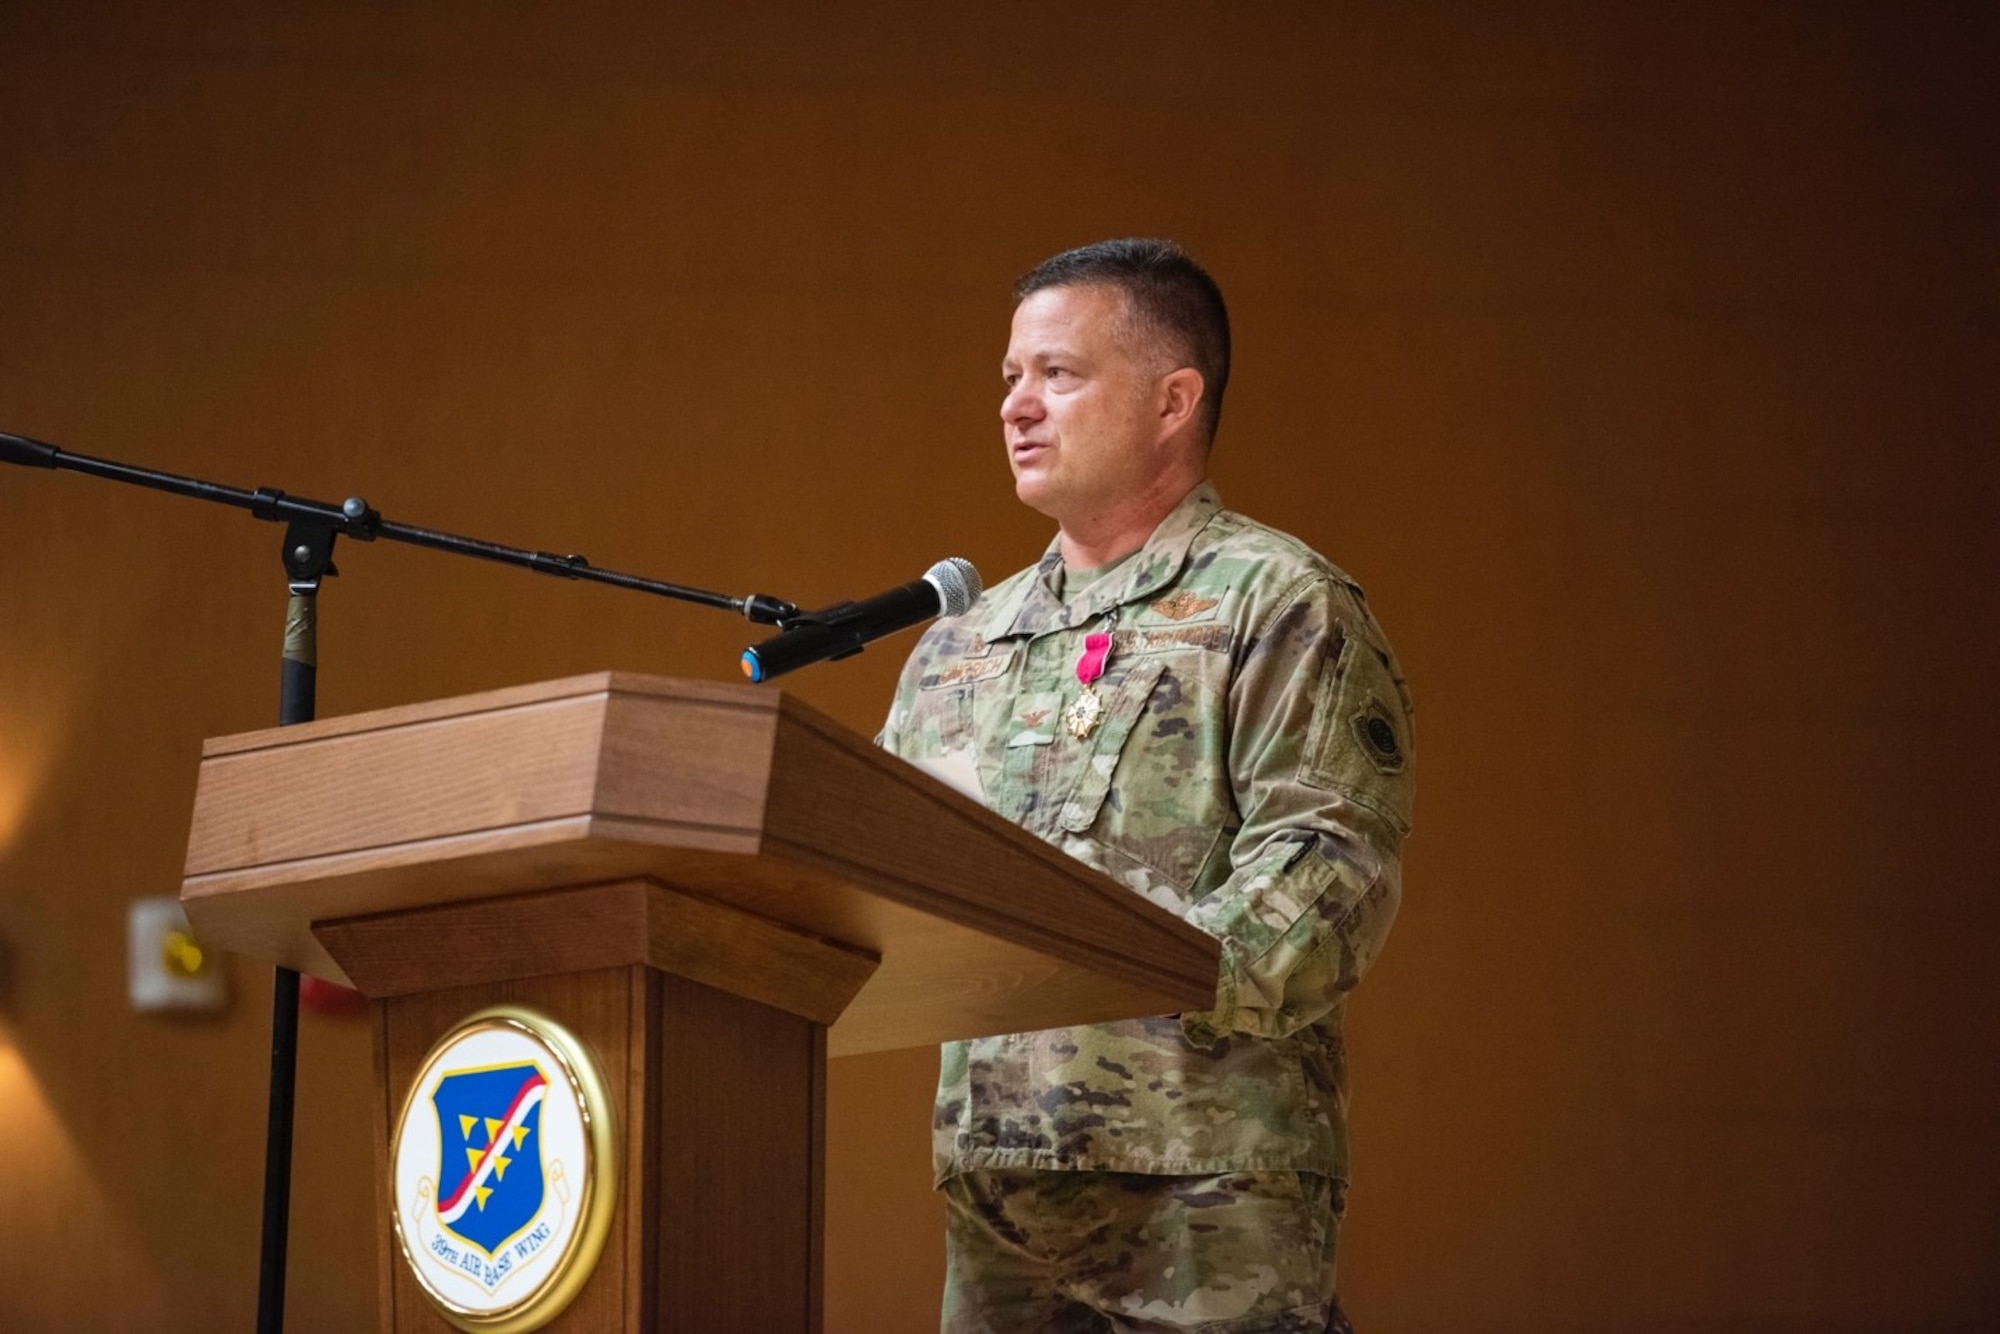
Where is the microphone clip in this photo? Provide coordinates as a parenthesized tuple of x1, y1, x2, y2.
(777, 599, 870, 661)
(740, 592, 802, 626)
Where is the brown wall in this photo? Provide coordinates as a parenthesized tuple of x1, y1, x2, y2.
(1, 3, 1994, 1330)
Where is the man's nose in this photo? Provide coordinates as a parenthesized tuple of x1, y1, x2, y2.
(1001, 382, 1041, 424)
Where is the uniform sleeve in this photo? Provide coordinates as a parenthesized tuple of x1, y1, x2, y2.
(1180, 572, 1415, 1045)
(875, 653, 919, 754)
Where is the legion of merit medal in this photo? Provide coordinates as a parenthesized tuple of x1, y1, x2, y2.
(389, 1006, 617, 1334)
(1063, 625, 1115, 740)
(1062, 684, 1104, 739)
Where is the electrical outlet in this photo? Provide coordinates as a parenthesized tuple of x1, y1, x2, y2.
(129, 897, 227, 1014)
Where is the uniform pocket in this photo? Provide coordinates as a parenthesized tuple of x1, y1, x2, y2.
(908, 680, 975, 754)
(1301, 630, 1416, 834)
(1057, 658, 1169, 833)
(911, 647, 1012, 756)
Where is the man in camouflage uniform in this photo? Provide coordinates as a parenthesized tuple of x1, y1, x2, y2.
(879, 239, 1413, 1333)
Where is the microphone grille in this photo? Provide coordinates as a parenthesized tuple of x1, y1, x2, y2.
(924, 557, 983, 617)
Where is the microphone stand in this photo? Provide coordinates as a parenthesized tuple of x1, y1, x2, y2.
(0, 430, 799, 1334)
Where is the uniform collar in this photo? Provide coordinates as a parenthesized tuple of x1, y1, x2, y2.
(974, 481, 1226, 642)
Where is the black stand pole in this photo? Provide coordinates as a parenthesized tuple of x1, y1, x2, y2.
(0, 432, 804, 1334)
(256, 519, 335, 1334)
(258, 966, 300, 1333)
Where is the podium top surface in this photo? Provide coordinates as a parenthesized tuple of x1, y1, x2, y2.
(181, 672, 1220, 1055)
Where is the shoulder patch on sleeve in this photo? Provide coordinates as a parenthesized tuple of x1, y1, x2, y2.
(1352, 699, 1406, 774)
(1301, 630, 1416, 834)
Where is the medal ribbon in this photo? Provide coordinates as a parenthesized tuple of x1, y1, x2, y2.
(1063, 610, 1118, 741)
(1076, 630, 1113, 687)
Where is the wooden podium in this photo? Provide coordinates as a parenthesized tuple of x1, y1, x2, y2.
(181, 673, 1221, 1333)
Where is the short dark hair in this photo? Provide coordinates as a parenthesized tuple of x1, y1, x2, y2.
(1015, 238, 1231, 445)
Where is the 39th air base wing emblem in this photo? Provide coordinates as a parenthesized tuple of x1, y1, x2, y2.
(391, 1008, 616, 1333)
(432, 1063, 548, 1257)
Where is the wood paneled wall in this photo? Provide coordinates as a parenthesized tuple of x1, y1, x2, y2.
(0, 3, 1993, 1330)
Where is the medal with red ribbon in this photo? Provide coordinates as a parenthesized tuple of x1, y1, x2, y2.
(1062, 615, 1117, 740)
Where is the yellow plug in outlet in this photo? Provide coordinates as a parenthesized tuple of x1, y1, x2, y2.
(130, 898, 226, 1014)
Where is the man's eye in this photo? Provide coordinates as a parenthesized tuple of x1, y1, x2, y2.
(1003, 373, 1021, 389)
(1046, 367, 1069, 381)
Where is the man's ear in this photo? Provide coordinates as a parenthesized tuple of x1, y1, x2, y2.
(1158, 366, 1206, 435)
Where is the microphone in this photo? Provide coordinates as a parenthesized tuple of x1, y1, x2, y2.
(741, 557, 982, 682)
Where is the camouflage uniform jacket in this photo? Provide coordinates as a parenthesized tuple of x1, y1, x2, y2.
(879, 481, 1414, 1186)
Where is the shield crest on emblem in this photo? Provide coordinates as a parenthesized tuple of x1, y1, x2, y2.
(431, 1063, 549, 1257)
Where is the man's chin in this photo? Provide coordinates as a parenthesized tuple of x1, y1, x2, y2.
(1012, 478, 1064, 520)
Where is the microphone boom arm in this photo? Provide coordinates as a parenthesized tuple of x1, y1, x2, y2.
(0, 431, 800, 624)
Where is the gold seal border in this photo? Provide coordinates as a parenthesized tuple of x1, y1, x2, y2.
(389, 1005, 619, 1334)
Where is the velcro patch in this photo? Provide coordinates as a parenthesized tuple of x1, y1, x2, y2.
(1112, 625, 1232, 656)
(1301, 631, 1415, 834)
(922, 653, 1012, 689)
